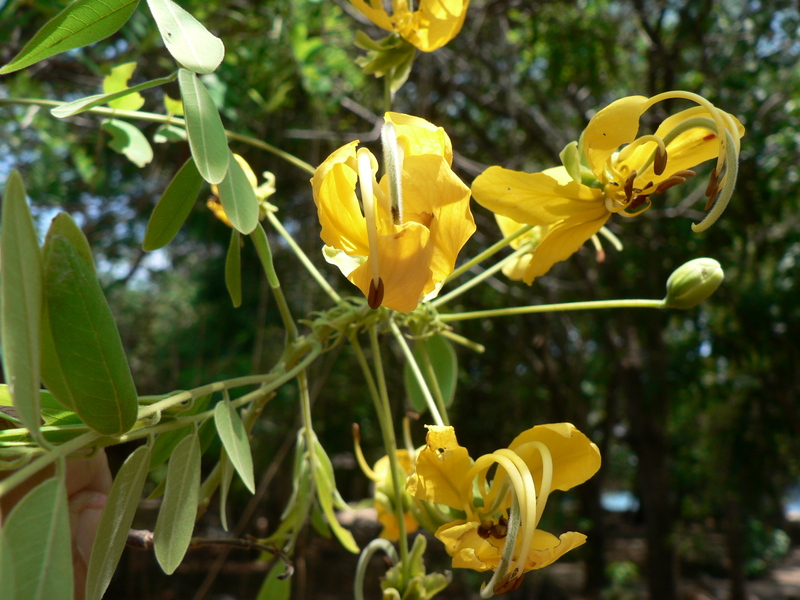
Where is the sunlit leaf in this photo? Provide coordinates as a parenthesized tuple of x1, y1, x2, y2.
(216, 149, 258, 234)
(153, 431, 201, 574)
(0, 171, 45, 446)
(101, 119, 154, 167)
(178, 69, 228, 184)
(102, 62, 145, 110)
(41, 226, 138, 435)
(152, 123, 186, 143)
(51, 72, 177, 118)
(2, 477, 73, 600)
(85, 443, 152, 600)
(225, 229, 242, 307)
(146, 0, 224, 74)
(214, 399, 254, 493)
(143, 157, 204, 250)
(163, 94, 184, 115)
(404, 333, 458, 414)
(0, 0, 140, 74)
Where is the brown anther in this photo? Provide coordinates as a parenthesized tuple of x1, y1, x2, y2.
(655, 175, 688, 195)
(596, 248, 606, 263)
(477, 524, 492, 539)
(367, 278, 385, 309)
(654, 146, 668, 176)
(494, 570, 525, 595)
(490, 517, 509, 538)
(673, 169, 696, 178)
(623, 170, 637, 201)
(705, 168, 719, 198)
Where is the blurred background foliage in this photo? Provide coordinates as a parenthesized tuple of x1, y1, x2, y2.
(1, 0, 799, 598)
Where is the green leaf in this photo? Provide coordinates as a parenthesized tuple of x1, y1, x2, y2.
(404, 334, 458, 414)
(153, 431, 201, 574)
(225, 229, 242, 307)
(216, 150, 258, 234)
(143, 157, 204, 250)
(255, 562, 291, 600)
(51, 72, 177, 118)
(0, 0, 140, 74)
(2, 477, 73, 600)
(101, 118, 154, 167)
(85, 443, 152, 600)
(218, 450, 235, 531)
(0, 530, 14, 594)
(41, 227, 139, 435)
(178, 68, 229, 185)
(250, 223, 279, 286)
(42, 213, 96, 274)
(311, 434, 358, 553)
(213, 399, 254, 493)
(102, 62, 145, 110)
(152, 123, 187, 143)
(148, 393, 211, 470)
(145, 0, 224, 74)
(1, 171, 45, 446)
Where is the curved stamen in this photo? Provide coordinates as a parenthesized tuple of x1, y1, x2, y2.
(492, 449, 538, 577)
(616, 134, 668, 176)
(357, 148, 382, 300)
(381, 121, 405, 225)
(352, 423, 380, 481)
(692, 128, 739, 232)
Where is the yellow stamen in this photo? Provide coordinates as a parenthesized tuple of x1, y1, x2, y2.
(352, 423, 380, 482)
(381, 121, 405, 225)
(492, 449, 538, 577)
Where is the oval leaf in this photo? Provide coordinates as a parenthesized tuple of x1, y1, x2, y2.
(103, 61, 145, 110)
(218, 450, 235, 531)
(42, 231, 138, 435)
(178, 69, 228, 184)
(85, 443, 152, 600)
(101, 118, 154, 168)
(404, 333, 458, 414)
(3, 477, 73, 600)
(143, 157, 204, 250)
(0, 0, 140, 74)
(0, 530, 14, 594)
(51, 72, 177, 119)
(153, 431, 201, 574)
(1, 171, 45, 446)
(214, 399, 254, 493)
(146, 0, 224, 74)
(217, 150, 259, 234)
(225, 229, 242, 307)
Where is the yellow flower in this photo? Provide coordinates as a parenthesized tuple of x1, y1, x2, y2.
(373, 451, 420, 541)
(407, 423, 601, 594)
(208, 154, 276, 227)
(349, 0, 469, 52)
(311, 112, 475, 313)
(472, 91, 745, 284)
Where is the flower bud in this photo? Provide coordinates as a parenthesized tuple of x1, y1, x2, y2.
(663, 258, 724, 309)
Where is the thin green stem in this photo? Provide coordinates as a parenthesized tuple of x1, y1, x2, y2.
(0, 98, 315, 175)
(432, 241, 535, 308)
(298, 369, 317, 485)
(350, 332, 410, 573)
(0, 431, 99, 499)
(265, 210, 341, 303)
(440, 299, 666, 323)
(354, 539, 399, 600)
(415, 338, 450, 427)
(389, 321, 445, 427)
(441, 224, 534, 286)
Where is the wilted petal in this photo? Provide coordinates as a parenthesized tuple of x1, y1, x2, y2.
(523, 530, 587, 571)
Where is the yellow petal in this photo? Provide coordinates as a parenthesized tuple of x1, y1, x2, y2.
(385, 112, 454, 164)
(522, 530, 587, 571)
(471, 166, 603, 226)
(580, 95, 649, 179)
(377, 501, 419, 541)
(349, 220, 434, 313)
(435, 519, 502, 571)
(348, 0, 395, 32)
(407, 426, 473, 509)
(508, 423, 601, 492)
(207, 198, 232, 227)
(403, 0, 469, 51)
(521, 207, 610, 283)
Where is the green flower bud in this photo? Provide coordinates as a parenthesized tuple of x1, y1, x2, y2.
(663, 258, 724, 309)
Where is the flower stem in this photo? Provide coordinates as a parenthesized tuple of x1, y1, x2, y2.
(441, 224, 534, 286)
(440, 299, 666, 323)
(415, 336, 451, 427)
(0, 98, 315, 175)
(265, 210, 341, 303)
(388, 321, 445, 427)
